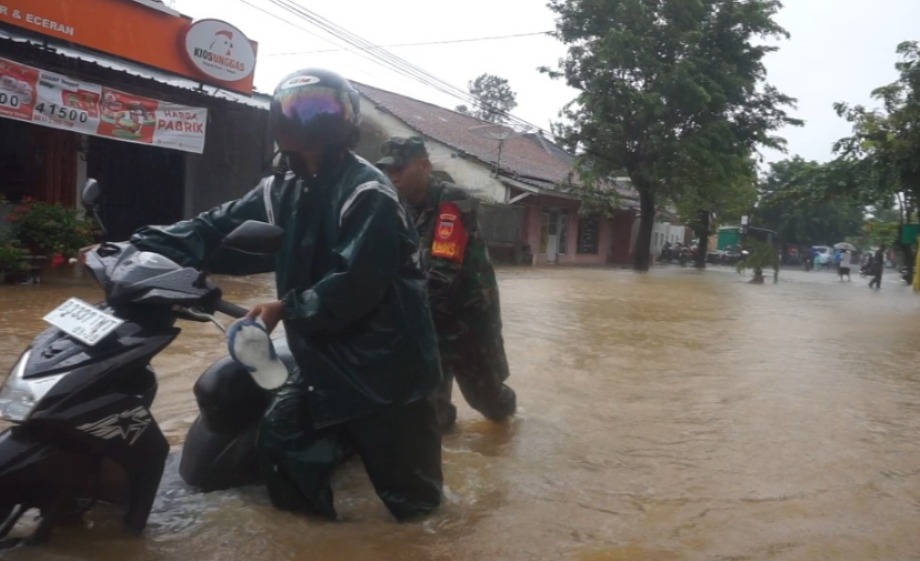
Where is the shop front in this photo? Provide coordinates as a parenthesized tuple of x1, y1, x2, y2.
(0, 0, 271, 241)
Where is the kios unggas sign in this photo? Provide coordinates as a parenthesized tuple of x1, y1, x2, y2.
(181, 19, 257, 84)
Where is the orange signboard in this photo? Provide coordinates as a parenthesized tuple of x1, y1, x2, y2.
(0, 0, 257, 95)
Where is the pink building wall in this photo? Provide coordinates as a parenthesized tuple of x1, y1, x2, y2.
(610, 209, 637, 265)
(519, 197, 620, 265)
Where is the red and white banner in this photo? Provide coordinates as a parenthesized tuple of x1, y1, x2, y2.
(0, 56, 208, 154)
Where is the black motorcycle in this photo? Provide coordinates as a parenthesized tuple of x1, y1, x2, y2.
(0, 179, 284, 546)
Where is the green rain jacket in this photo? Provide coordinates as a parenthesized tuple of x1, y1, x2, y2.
(130, 153, 442, 429)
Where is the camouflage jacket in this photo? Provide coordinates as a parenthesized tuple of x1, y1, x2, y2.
(411, 177, 510, 379)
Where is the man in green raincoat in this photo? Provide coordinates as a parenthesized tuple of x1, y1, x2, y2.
(376, 136, 516, 432)
(130, 70, 443, 521)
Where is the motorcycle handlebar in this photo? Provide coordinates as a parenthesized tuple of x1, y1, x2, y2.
(214, 299, 248, 319)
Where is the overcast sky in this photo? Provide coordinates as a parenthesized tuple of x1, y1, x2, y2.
(173, 0, 920, 164)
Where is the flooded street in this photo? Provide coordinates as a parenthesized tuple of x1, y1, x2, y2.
(1, 265, 920, 561)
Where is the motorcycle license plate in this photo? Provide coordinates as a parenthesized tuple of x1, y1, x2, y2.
(43, 297, 124, 346)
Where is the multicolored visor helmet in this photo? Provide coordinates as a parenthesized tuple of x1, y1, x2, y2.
(270, 68, 361, 150)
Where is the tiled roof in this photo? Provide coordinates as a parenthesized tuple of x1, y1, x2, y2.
(354, 82, 576, 186)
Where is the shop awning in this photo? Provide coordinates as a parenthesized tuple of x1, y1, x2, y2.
(500, 175, 580, 202)
(500, 174, 639, 207)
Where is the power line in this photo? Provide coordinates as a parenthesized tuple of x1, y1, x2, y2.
(263, 31, 553, 56)
(265, 0, 480, 103)
(258, 0, 458, 98)
(246, 0, 549, 134)
(230, 0, 352, 53)
(229, 0, 436, 98)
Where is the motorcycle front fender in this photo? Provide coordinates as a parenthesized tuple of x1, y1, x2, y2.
(0, 420, 166, 535)
(0, 427, 96, 513)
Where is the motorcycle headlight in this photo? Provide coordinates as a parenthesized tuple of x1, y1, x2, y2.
(0, 351, 68, 422)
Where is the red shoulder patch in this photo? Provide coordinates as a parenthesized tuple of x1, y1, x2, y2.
(430, 202, 469, 263)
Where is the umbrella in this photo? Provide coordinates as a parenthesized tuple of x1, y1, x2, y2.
(834, 242, 857, 251)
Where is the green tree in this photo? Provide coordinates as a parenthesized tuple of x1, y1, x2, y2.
(855, 215, 899, 250)
(672, 157, 759, 269)
(461, 73, 518, 124)
(753, 157, 863, 250)
(543, 0, 801, 271)
(834, 40, 920, 281)
(735, 238, 779, 283)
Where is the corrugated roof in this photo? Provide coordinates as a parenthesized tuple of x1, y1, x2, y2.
(355, 81, 640, 204)
(354, 82, 576, 186)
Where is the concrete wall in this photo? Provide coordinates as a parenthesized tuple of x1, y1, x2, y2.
(183, 104, 273, 216)
(357, 99, 508, 203)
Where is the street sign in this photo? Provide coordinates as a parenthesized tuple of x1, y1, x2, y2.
(899, 223, 920, 245)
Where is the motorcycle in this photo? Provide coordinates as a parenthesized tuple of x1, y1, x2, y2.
(659, 244, 689, 266)
(0, 179, 284, 546)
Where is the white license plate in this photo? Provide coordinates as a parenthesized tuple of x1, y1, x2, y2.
(43, 297, 124, 346)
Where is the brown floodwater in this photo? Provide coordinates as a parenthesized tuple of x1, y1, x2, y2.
(1, 264, 919, 561)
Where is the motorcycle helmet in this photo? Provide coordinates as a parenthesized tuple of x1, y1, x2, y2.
(270, 68, 361, 152)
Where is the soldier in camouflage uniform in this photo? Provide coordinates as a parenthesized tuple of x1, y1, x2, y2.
(376, 136, 516, 431)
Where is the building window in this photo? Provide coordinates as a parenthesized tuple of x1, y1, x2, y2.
(576, 215, 600, 254)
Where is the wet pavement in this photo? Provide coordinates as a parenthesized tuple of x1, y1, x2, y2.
(1, 264, 919, 561)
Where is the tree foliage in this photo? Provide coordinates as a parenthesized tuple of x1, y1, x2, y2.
(673, 156, 759, 268)
(753, 157, 864, 248)
(834, 41, 920, 223)
(543, 0, 801, 270)
(856, 216, 900, 250)
(834, 40, 920, 282)
(456, 73, 518, 123)
(735, 238, 779, 283)
(565, 180, 624, 219)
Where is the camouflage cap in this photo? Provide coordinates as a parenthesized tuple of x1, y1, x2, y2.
(375, 136, 428, 168)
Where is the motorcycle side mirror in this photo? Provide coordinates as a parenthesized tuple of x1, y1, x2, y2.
(81, 178, 102, 210)
(195, 221, 284, 287)
(81, 178, 108, 240)
(221, 220, 284, 255)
